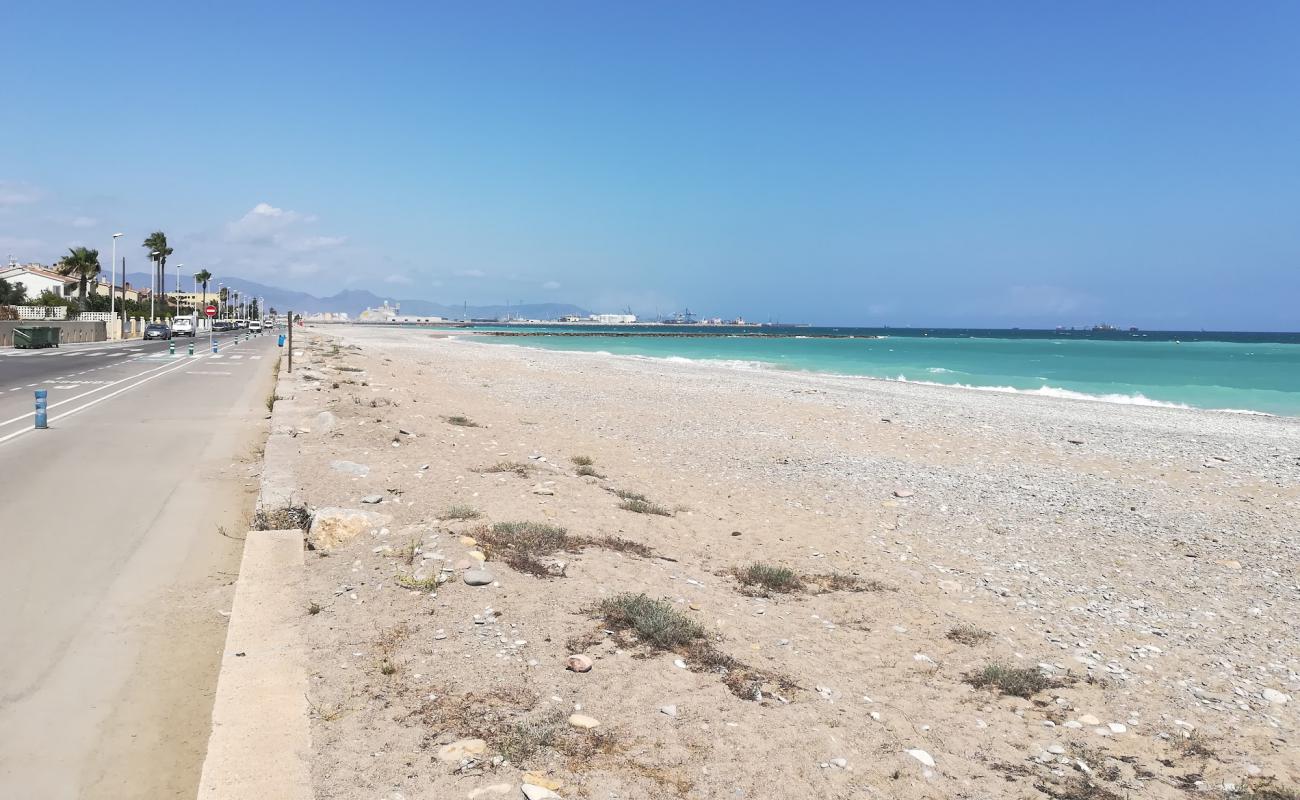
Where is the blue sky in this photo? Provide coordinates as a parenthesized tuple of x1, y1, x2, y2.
(2, 1, 1298, 329)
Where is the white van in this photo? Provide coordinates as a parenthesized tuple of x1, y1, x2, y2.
(249, 319, 263, 333)
(171, 315, 197, 337)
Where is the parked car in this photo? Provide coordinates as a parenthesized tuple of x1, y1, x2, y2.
(212, 320, 233, 332)
(171, 315, 197, 336)
(143, 323, 172, 340)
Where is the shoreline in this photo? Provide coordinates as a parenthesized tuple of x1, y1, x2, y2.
(457, 334, 1297, 419)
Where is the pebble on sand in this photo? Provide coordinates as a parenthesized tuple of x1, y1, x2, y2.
(1262, 688, 1290, 705)
(521, 773, 564, 791)
(466, 785, 512, 799)
(565, 654, 593, 673)
(660, 704, 678, 717)
(436, 738, 487, 762)
(893, 489, 915, 498)
(360, 495, 383, 504)
(463, 569, 495, 586)
(567, 713, 600, 729)
(905, 749, 935, 768)
(521, 786, 562, 800)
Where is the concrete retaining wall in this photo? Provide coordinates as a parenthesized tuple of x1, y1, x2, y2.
(0, 320, 107, 347)
(197, 349, 311, 799)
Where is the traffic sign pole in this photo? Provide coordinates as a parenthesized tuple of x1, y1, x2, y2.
(205, 304, 217, 353)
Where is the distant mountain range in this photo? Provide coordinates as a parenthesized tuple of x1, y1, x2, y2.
(123, 272, 591, 320)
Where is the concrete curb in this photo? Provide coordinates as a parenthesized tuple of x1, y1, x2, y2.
(197, 344, 312, 799)
(196, 530, 311, 798)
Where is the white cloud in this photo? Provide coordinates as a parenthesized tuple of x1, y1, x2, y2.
(542, 280, 561, 290)
(384, 273, 413, 285)
(225, 202, 325, 248)
(71, 216, 98, 228)
(0, 181, 42, 208)
(454, 268, 486, 278)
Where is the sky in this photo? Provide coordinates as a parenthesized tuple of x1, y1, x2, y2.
(2, 1, 1298, 329)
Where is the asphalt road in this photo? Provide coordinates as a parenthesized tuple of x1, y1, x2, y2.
(0, 330, 282, 798)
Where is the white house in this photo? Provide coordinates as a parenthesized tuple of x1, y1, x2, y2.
(0, 263, 76, 301)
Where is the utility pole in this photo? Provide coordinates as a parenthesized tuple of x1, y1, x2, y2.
(287, 309, 293, 373)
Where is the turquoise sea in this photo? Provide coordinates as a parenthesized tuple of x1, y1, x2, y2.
(450, 326, 1300, 417)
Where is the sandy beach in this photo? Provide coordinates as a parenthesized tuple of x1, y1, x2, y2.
(279, 324, 1299, 800)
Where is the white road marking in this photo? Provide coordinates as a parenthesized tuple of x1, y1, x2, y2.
(0, 356, 208, 445)
(0, 357, 208, 429)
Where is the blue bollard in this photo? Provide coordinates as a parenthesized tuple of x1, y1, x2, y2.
(212, 340, 218, 353)
(188, 341, 194, 356)
(169, 340, 175, 356)
(35, 389, 48, 429)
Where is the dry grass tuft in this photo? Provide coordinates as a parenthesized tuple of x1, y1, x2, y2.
(394, 573, 439, 592)
(734, 563, 802, 595)
(576, 464, 605, 478)
(443, 414, 480, 427)
(597, 593, 705, 649)
(252, 504, 312, 531)
(476, 461, 535, 477)
(592, 594, 795, 703)
(442, 505, 482, 520)
(476, 522, 655, 578)
(1246, 778, 1300, 800)
(570, 455, 595, 466)
(967, 663, 1061, 698)
(946, 624, 993, 645)
(1035, 777, 1123, 800)
(619, 498, 673, 516)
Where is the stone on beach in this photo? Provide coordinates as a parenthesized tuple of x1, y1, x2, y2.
(567, 713, 600, 729)
(360, 494, 383, 504)
(308, 507, 391, 550)
(565, 654, 593, 673)
(905, 749, 935, 768)
(437, 737, 487, 762)
(464, 569, 496, 586)
(467, 785, 513, 799)
(893, 489, 915, 498)
(521, 786, 562, 800)
(1262, 688, 1290, 705)
(522, 774, 564, 791)
(314, 411, 337, 433)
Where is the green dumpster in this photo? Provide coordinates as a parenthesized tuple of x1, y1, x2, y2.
(13, 326, 60, 349)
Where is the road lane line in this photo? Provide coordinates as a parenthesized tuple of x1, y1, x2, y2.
(0, 357, 205, 428)
(0, 356, 206, 445)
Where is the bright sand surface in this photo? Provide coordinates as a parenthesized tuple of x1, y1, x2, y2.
(286, 325, 1299, 799)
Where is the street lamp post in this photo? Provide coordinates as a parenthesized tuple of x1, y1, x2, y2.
(110, 233, 123, 332)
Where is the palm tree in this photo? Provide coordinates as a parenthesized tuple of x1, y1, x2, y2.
(142, 231, 173, 307)
(56, 247, 102, 310)
(195, 269, 213, 312)
(218, 286, 229, 317)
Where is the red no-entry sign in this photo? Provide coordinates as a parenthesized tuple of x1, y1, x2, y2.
(205, 305, 218, 318)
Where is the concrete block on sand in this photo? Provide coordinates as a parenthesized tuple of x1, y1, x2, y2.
(309, 507, 391, 550)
